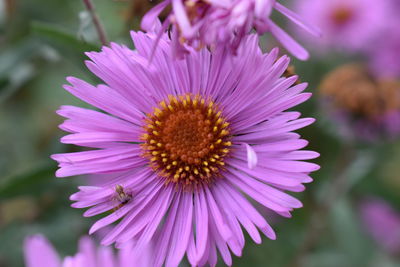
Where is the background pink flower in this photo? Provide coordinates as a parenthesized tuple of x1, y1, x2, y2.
(292, 0, 390, 54)
(24, 234, 151, 267)
(142, 0, 320, 60)
(368, 16, 400, 79)
(359, 198, 400, 255)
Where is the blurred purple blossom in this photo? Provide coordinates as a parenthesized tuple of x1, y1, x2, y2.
(359, 197, 400, 255)
(292, 0, 390, 54)
(24, 234, 151, 267)
(141, 0, 320, 60)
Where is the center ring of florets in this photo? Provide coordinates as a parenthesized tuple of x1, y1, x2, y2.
(141, 94, 231, 187)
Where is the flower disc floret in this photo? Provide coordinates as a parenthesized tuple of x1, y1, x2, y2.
(141, 94, 231, 187)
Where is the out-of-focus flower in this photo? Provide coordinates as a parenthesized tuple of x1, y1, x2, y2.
(319, 63, 400, 141)
(359, 197, 400, 255)
(292, 0, 389, 53)
(23, 234, 150, 267)
(141, 0, 320, 60)
(368, 17, 400, 79)
(51, 30, 319, 266)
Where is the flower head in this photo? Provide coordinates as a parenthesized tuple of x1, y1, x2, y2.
(292, 0, 390, 53)
(52, 31, 319, 266)
(23, 234, 150, 267)
(141, 0, 320, 60)
(319, 63, 400, 141)
(359, 197, 400, 255)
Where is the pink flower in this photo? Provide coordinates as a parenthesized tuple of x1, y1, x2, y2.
(368, 17, 400, 79)
(292, 0, 390, 54)
(141, 0, 320, 60)
(359, 198, 400, 255)
(52, 31, 319, 266)
(23, 234, 151, 267)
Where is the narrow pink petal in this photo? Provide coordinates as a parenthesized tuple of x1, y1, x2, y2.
(78, 236, 97, 267)
(204, 187, 232, 241)
(97, 246, 116, 267)
(129, 185, 174, 251)
(255, 0, 273, 18)
(166, 192, 193, 267)
(209, 217, 232, 266)
(194, 189, 209, 263)
(61, 132, 139, 145)
(228, 168, 302, 211)
(152, 193, 180, 267)
(220, 180, 276, 240)
(172, 0, 193, 37)
(242, 143, 258, 169)
(141, 0, 171, 31)
(214, 183, 261, 244)
(267, 19, 309, 60)
(274, 2, 321, 37)
(228, 159, 305, 187)
(23, 235, 61, 267)
(186, 229, 197, 266)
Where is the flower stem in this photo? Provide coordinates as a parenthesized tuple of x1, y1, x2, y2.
(82, 0, 109, 46)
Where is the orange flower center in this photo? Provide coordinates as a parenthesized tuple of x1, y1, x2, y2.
(331, 6, 354, 26)
(319, 64, 400, 118)
(141, 94, 231, 187)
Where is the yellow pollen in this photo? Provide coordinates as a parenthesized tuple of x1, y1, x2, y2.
(141, 94, 232, 188)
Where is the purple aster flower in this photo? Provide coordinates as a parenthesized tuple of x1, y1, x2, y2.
(51, 31, 319, 266)
(292, 0, 390, 54)
(141, 0, 320, 60)
(23, 234, 151, 267)
(359, 198, 400, 255)
(319, 63, 400, 141)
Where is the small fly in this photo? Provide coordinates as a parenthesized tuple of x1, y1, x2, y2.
(112, 184, 132, 211)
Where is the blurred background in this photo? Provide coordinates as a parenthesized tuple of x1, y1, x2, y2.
(0, 0, 399, 266)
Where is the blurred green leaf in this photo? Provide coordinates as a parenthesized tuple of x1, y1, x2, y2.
(0, 40, 39, 80)
(0, 163, 56, 199)
(31, 21, 99, 54)
(330, 198, 374, 266)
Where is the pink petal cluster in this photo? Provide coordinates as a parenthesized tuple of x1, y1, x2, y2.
(359, 198, 400, 255)
(51, 30, 319, 266)
(292, 0, 390, 53)
(23, 234, 151, 267)
(142, 0, 320, 60)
